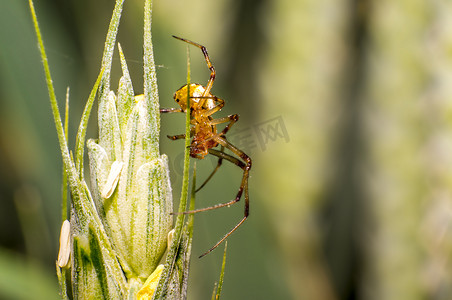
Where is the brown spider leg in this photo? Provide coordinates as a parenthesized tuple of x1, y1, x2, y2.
(171, 148, 248, 213)
(172, 35, 216, 108)
(160, 108, 186, 140)
(210, 114, 239, 136)
(167, 125, 197, 141)
(216, 136, 251, 206)
(195, 145, 225, 193)
(193, 115, 239, 191)
(200, 206, 248, 258)
(167, 134, 186, 140)
(176, 137, 251, 257)
(198, 114, 239, 151)
(190, 96, 224, 118)
(160, 107, 183, 113)
(198, 144, 250, 258)
(194, 113, 238, 192)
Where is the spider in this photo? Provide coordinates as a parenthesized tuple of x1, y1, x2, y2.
(160, 35, 252, 257)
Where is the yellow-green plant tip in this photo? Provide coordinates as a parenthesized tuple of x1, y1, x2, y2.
(117, 44, 135, 137)
(215, 242, 228, 300)
(99, 0, 124, 93)
(137, 264, 165, 299)
(143, 0, 160, 159)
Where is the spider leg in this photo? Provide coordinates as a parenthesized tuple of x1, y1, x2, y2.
(165, 122, 195, 142)
(199, 209, 247, 258)
(199, 139, 251, 257)
(160, 106, 188, 139)
(160, 107, 183, 113)
(190, 96, 224, 118)
(172, 35, 216, 107)
(176, 137, 251, 257)
(167, 134, 186, 140)
(205, 97, 224, 116)
(179, 139, 250, 213)
(210, 114, 239, 136)
(195, 145, 225, 193)
(200, 114, 239, 148)
(194, 115, 239, 192)
(216, 136, 251, 207)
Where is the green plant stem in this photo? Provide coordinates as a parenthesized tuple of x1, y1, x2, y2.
(188, 162, 196, 237)
(58, 90, 69, 299)
(62, 88, 69, 222)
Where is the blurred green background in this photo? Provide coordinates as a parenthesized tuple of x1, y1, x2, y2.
(2, 0, 452, 299)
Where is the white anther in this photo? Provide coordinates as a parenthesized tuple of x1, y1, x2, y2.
(167, 229, 175, 250)
(101, 161, 123, 199)
(57, 220, 71, 268)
